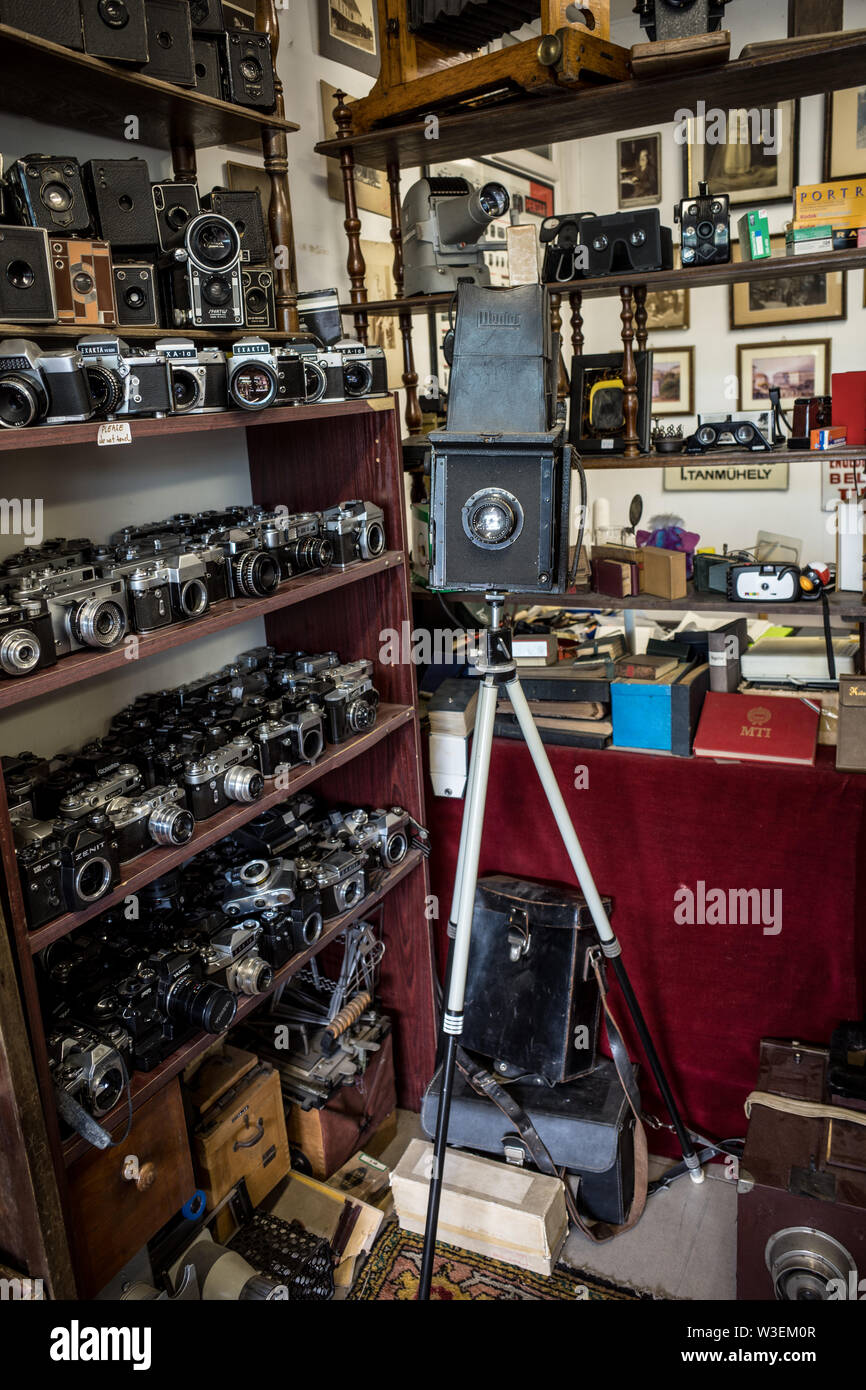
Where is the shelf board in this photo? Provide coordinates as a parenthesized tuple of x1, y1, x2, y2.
(0, 553, 404, 712)
(339, 247, 866, 318)
(26, 702, 416, 955)
(582, 446, 866, 471)
(316, 30, 866, 169)
(426, 586, 866, 621)
(0, 24, 299, 149)
(60, 846, 424, 1164)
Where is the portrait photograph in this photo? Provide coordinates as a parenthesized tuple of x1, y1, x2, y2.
(730, 236, 846, 329)
(618, 134, 661, 208)
(317, 0, 379, 75)
(738, 340, 831, 412)
(824, 85, 866, 180)
(645, 287, 690, 332)
(685, 101, 799, 205)
(651, 347, 694, 416)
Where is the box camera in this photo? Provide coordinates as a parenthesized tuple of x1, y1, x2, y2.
(80, 0, 149, 62)
(0, 339, 93, 428)
(6, 155, 94, 236)
(675, 183, 730, 266)
(152, 180, 201, 252)
(113, 262, 160, 327)
(161, 210, 244, 329)
(790, 396, 832, 451)
(242, 268, 276, 329)
(76, 333, 172, 418)
(14, 810, 120, 923)
(401, 175, 510, 296)
(636, 0, 729, 44)
(204, 525, 281, 599)
(106, 784, 195, 860)
(322, 660, 380, 744)
(47, 1023, 131, 1121)
(50, 238, 118, 327)
(0, 0, 84, 50)
(191, 35, 223, 96)
(141, 0, 195, 85)
(0, 227, 58, 323)
(576, 209, 673, 278)
(189, 0, 224, 31)
(18, 564, 129, 654)
(321, 500, 386, 569)
(221, 29, 276, 110)
(155, 336, 228, 413)
(183, 737, 265, 820)
(0, 594, 57, 678)
(203, 187, 269, 265)
(82, 158, 160, 250)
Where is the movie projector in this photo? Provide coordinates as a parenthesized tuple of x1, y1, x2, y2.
(401, 176, 510, 296)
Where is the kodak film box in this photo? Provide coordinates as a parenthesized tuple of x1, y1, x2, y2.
(795, 180, 866, 230)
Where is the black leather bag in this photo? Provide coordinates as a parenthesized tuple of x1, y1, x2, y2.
(462, 874, 609, 1083)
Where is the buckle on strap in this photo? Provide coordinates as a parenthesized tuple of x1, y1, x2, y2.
(506, 907, 531, 962)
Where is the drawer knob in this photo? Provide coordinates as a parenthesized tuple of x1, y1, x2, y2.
(123, 1154, 157, 1191)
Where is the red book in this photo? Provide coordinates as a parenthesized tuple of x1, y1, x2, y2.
(693, 693, 819, 766)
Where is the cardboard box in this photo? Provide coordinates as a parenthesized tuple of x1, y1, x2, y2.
(832, 370, 866, 446)
(738, 209, 771, 259)
(390, 1138, 568, 1277)
(836, 500, 866, 594)
(327, 1150, 394, 1211)
(611, 662, 710, 756)
(811, 426, 847, 450)
(270, 1169, 385, 1294)
(638, 545, 688, 599)
(795, 180, 866, 229)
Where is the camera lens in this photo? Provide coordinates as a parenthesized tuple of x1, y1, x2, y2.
(301, 912, 323, 945)
(232, 955, 272, 996)
(287, 536, 333, 572)
(386, 831, 408, 865)
(240, 57, 262, 82)
(231, 365, 277, 410)
(735, 423, 756, 445)
(85, 365, 124, 416)
(629, 228, 647, 247)
(123, 285, 146, 309)
(696, 425, 716, 446)
(71, 597, 126, 649)
(166, 202, 193, 232)
(188, 215, 240, 270)
(91, 1063, 124, 1116)
(346, 699, 377, 734)
(191, 0, 208, 22)
(697, 220, 714, 241)
(171, 367, 202, 413)
(462, 488, 523, 550)
(73, 271, 94, 295)
(478, 182, 509, 218)
(224, 764, 265, 803)
(41, 181, 73, 213)
(342, 359, 373, 398)
(149, 804, 195, 847)
(73, 856, 112, 904)
(0, 375, 44, 429)
(0, 628, 41, 674)
(157, 29, 173, 49)
(201, 274, 233, 307)
(98, 0, 130, 26)
(364, 522, 385, 558)
(765, 1229, 857, 1301)
(246, 288, 267, 315)
(340, 878, 362, 909)
(301, 726, 324, 762)
(235, 550, 280, 597)
(167, 976, 237, 1034)
(303, 361, 327, 403)
(6, 259, 35, 290)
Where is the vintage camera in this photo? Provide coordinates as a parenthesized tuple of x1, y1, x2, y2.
(80, 0, 149, 62)
(197, 916, 273, 997)
(106, 784, 195, 861)
(0, 339, 93, 428)
(299, 844, 367, 919)
(242, 268, 276, 329)
(685, 412, 776, 454)
(155, 336, 228, 413)
(47, 1023, 131, 1120)
(576, 209, 673, 278)
(161, 211, 244, 329)
(259, 511, 332, 580)
(223, 858, 323, 959)
(20, 564, 129, 654)
(188, 0, 225, 32)
(321, 500, 386, 569)
(221, 29, 276, 110)
(0, 593, 57, 678)
(142, 942, 238, 1046)
(50, 238, 118, 327)
(57, 763, 142, 821)
(6, 155, 94, 236)
(222, 855, 295, 916)
(82, 158, 160, 250)
(336, 806, 411, 868)
(112, 263, 160, 328)
(675, 183, 730, 267)
(97, 556, 172, 634)
(789, 396, 833, 451)
(152, 181, 201, 253)
(203, 188, 268, 265)
(0, 0, 85, 49)
(636, 0, 729, 44)
(302, 340, 388, 404)
(727, 563, 801, 604)
(1, 537, 94, 577)
(228, 338, 288, 410)
(192, 35, 223, 97)
(231, 794, 318, 858)
(256, 708, 325, 773)
(14, 811, 121, 922)
(401, 176, 510, 296)
(207, 525, 281, 599)
(322, 661, 380, 744)
(0, 227, 58, 323)
(540, 213, 591, 284)
(141, 0, 195, 85)
(183, 737, 265, 820)
(76, 333, 172, 418)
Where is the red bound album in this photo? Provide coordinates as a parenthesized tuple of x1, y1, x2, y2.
(693, 692, 819, 766)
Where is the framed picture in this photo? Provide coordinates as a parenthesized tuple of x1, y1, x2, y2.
(222, 1, 256, 30)
(618, 134, 662, 208)
(737, 340, 831, 412)
(645, 287, 689, 332)
(568, 352, 654, 454)
(651, 347, 694, 416)
(684, 101, 799, 206)
(823, 86, 866, 181)
(360, 239, 403, 390)
(317, 0, 379, 77)
(320, 81, 390, 219)
(730, 236, 846, 329)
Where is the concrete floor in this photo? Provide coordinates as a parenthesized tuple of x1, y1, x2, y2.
(376, 1111, 737, 1301)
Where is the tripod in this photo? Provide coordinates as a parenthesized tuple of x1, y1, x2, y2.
(418, 593, 704, 1300)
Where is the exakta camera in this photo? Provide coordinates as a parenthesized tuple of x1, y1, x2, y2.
(76, 334, 172, 418)
(0, 338, 94, 428)
(183, 738, 265, 820)
(227, 338, 305, 410)
(302, 339, 388, 403)
(155, 337, 228, 414)
(321, 500, 386, 569)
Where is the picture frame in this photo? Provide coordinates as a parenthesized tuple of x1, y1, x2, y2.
(737, 339, 831, 412)
(730, 235, 846, 330)
(618, 133, 662, 209)
(320, 80, 390, 219)
(359, 238, 403, 390)
(645, 287, 690, 332)
(568, 351, 654, 454)
(823, 86, 866, 182)
(222, 1, 256, 30)
(651, 347, 694, 417)
(684, 101, 799, 207)
(317, 0, 380, 78)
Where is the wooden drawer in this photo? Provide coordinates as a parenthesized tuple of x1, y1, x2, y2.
(66, 1078, 194, 1297)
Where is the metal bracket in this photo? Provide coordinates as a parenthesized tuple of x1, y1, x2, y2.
(506, 907, 531, 962)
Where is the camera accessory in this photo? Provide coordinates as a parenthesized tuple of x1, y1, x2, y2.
(0, 339, 93, 428)
(80, 0, 149, 61)
(6, 155, 94, 236)
(77, 333, 172, 418)
(107, 784, 195, 860)
(50, 238, 118, 327)
(188, 0, 224, 32)
(113, 262, 160, 327)
(685, 413, 776, 454)
(727, 563, 801, 604)
(0, 595, 57, 678)
(191, 34, 223, 96)
(576, 209, 673, 278)
(141, 0, 195, 85)
(636, 0, 729, 44)
(48, 1024, 130, 1121)
(675, 182, 730, 267)
(183, 738, 265, 820)
(540, 213, 591, 284)
(241, 268, 276, 329)
(82, 158, 161, 250)
(161, 211, 244, 329)
(202, 187, 268, 265)
(321, 500, 386, 569)
(155, 336, 228, 414)
(401, 175, 510, 296)
(569, 351, 654, 455)
(152, 181, 201, 253)
(0, 227, 58, 323)
(221, 29, 276, 111)
(322, 660, 380, 744)
(0, 0, 84, 48)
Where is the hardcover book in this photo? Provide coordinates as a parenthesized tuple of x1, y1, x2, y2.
(693, 693, 819, 766)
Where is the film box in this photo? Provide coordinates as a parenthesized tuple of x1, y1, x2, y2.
(785, 223, 833, 255)
(737, 209, 771, 260)
(795, 180, 866, 229)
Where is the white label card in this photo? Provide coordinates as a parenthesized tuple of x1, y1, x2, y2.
(97, 422, 133, 446)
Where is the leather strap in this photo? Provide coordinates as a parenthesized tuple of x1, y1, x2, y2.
(455, 1048, 559, 1178)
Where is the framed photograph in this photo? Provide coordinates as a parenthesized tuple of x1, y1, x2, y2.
(618, 134, 662, 208)
(360, 239, 402, 391)
(823, 86, 866, 181)
(737, 340, 831, 412)
(730, 235, 846, 330)
(222, 1, 256, 30)
(651, 347, 694, 416)
(320, 81, 390, 219)
(645, 287, 690, 332)
(317, 0, 379, 77)
(568, 352, 653, 454)
(684, 101, 799, 206)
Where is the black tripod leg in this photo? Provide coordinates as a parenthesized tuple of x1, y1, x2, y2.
(418, 1030, 459, 1299)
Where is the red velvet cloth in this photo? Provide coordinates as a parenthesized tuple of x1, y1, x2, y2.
(425, 740, 866, 1149)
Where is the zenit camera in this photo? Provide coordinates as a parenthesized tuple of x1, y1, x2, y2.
(155, 337, 228, 414)
(161, 211, 244, 330)
(321, 500, 386, 569)
(0, 592, 57, 678)
(0, 338, 94, 428)
(13, 809, 121, 925)
(76, 334, 172, 418)
(183, 738, 265, 821)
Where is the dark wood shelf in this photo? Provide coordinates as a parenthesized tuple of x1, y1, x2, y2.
(428, 586, 866, 621)
(583, 446, 866, 471)
(0, 24, 299, 149)
(25, 702, 416, 954)
(0, 553, 403, 712)
(316, 30, 866, 169)
(60, 846, 424, 1165)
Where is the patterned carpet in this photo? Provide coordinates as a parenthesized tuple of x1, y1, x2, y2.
(349, 1224, 646, 1301)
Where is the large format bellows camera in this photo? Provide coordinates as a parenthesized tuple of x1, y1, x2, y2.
(428, 283, 576, 595)
(402, 176, 510, 297)
(635, 0, 729, 44)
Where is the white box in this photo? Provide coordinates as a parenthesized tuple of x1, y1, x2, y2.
(428, 731, 469, 798)
(390, 1138, 568, 1277)
(836, 500, 865, 593)
(740, 636, 857, 680)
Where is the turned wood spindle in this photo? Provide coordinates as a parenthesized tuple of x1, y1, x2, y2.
(170, 140, 196, 184)
(256, 0, 299, 334)
(387, 161, 421, 434)
(550, 291, 569, 401)
(634, 284, 649, 352)
(569, 289, 584, 359)
(334, 90, 369, 344)
(620, 285, 640, 459)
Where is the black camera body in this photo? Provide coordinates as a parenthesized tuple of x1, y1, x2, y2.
(323, 660, 380, 744)
(192, 35, 223, 96)
(0, 0, 84, 50)
(221, 29, 276, 110)
(675, 183, 731, 267)
(0, 227, 58, 323)
(80, 0, 149, 62)
(189, 0, 225, 33)
(82, 158, 160, 250)
(14, 810, 120, 925)
(7, 155, 94, 236)
(0, 596, 57, 678)
(112, 262, 160, 327)
(141, 0, 195, 85)
(152, 181, 201, 252)
(577, 209, 673, 278)
(685, 413, 776, 454)
(202, 188, 268, 265)
(322, 500, 386, 569)
(636, 0, 729, 44)
(183, 737, 264, 820)
(161, 211, 244, 329)
(242, 267, 276, 329)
